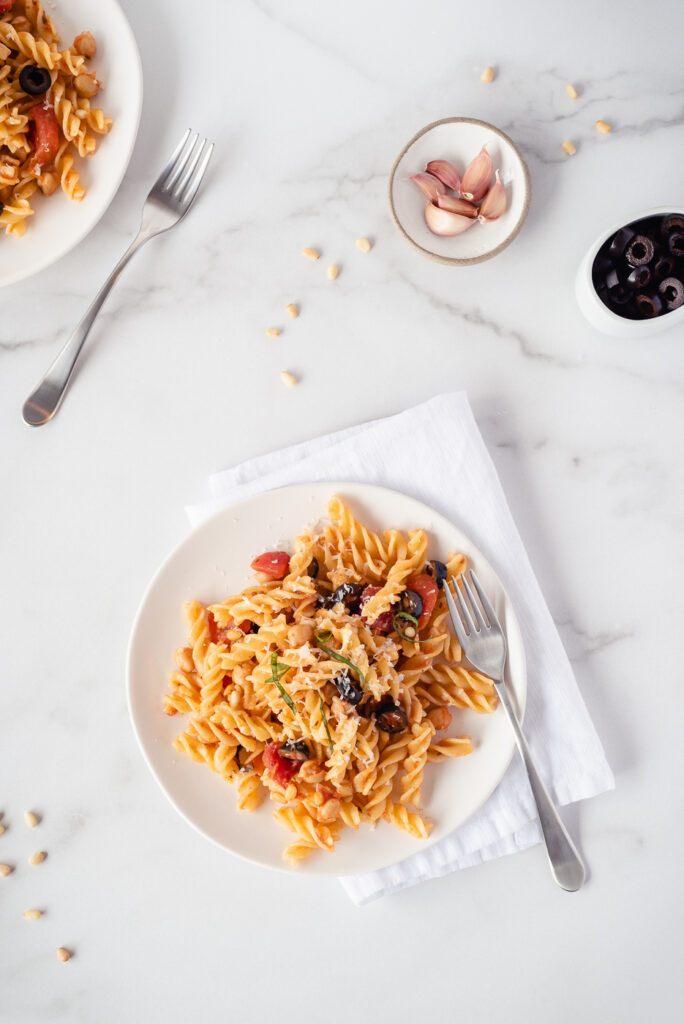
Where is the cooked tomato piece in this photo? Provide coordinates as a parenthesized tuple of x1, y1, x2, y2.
(0, 0, 14, 13)
(250, 551, 290, 579)
(263, 742, 299, 788)
(360, 585, 393, 633)
(29, 103, 60, 173)
(207, 611, 253, 645)
(406, 574, 439, 629)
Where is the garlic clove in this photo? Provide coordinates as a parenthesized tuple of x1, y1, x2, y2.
(425, 160, 461, 193)
(436, 193, 478, 218)
(424, 201, 476, 237)
(410, 172, 447, 202)
(477, 169, 507, 222)
(461, 145, 492, 201)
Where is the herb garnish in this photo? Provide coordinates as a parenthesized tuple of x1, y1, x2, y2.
(269, 651, 298, 716)
(314, 633, 366, 688)
(392, 612, 426, 643)
(319, 695, 334, 755)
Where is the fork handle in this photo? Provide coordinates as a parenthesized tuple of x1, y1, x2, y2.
(495, 681, 586, 891)
(22, 229, 151, 426)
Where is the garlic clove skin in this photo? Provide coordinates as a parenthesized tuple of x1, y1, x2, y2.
(424, 201, 476, 236)
(461, 145, 493, 202)
(436, 193, 478, 218)
(425, 159, 461, 193)
(410, 172, 447, 202)
(477, 169, 507, 222)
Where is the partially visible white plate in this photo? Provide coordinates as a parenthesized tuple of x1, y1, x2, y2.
(0, 0, 142, 287)
(127, 482, 527, 876)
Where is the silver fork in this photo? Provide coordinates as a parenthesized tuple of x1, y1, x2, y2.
(22, 129, 214, 426)
(445, 569, 586, 891)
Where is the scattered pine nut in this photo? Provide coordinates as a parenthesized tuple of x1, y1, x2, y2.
(301, 247, 319, 260)
(481, 65, 494, 83)
(265, 327, 280, 338)
(595, 119, 611, 134)
(23, 909, 42, 920)
(356, 237, 372, 253)
(0, 863, 11, 877)
(565, 83, 578, 99)
(24, 811, 38, 828)
(57, 947, 72, 963)
(280, 370, 298, 388)
(327, 264, 339, 280)
(286, 303, 298, 319)
(0, 824, 5, 836)
(562, 139, 576, 156)
(28, 851, 46, 866)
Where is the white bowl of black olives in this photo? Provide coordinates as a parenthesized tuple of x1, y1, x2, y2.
(576, 207, 684, 337)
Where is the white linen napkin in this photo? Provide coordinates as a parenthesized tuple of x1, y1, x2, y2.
(186, 392, 614, 905)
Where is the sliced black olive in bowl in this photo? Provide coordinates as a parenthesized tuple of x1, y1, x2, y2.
(608, 226, 635, 261)
(278, 739, 310, 761)
(424, 559, 448, 589)
(667, 232, 684, 257)
(654, 255, 676, 280)
(634, 292, 663, 318)
(661, 214, 684, 237)
(658, 277, 684, 311)
(626, 266, 651, 289)
(398, 589, 423, 618)
(331, 669, 363, 706)
(374, 700, 408, 734)
(625, 235, 655, 268)
(19, 65, 52, 97)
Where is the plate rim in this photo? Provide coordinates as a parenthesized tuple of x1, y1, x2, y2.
(126, 480, 527, 877)
(0, 0, 143, 288)
(388, 116, 532, 267)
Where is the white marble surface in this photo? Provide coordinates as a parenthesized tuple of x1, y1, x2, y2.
(1, 0, 683, 1020)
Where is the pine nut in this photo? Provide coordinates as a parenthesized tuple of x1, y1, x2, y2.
(0, 824, 5, 835)
(24, 909, 42, 920)
(562, 139, 576, 156)
(481, 65, 494, 83)
(288, 623, 315, 646)
(356, 237, 371, 252)
(301, 247, 319, 260)
(0, 864, 11, 877)
(565, 83, 578, 99)
(280, 370, 298, 388)
(28, 851, 46, 866)
(327, 264, 339, 280)
(24, 811, 38, 828)
(265, 327, 280, 338)
(57, 947, 71, 962)
(286, 303, 298, 318)
(595, 119, 611, 134)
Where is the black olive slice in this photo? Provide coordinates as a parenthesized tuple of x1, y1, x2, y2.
(398, 589, 423, 618)
(278, 739, 310, 761)
(661, 214, 684, 237)
(331, 582, 364, 611)
(331, 670, 363, 706)
(608, 226, 634, 262)
(658, 277, 684, 311)
(667, 232, 684, 257)
(374, 700, 408, 734)
(19, 65, 52, 97)
(634, 293, 663, 318)
(654, 255, 675, 280)
(626, 266, 651, 289)
(306, 557, 319, 578)
(424, 559, 448, 589)
(625, 235, 655, 268)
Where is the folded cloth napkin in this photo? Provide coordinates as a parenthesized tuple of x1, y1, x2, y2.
(187, 392, 614, 905)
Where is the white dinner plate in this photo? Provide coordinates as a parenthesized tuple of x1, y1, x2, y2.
(127, 482, 527, 876)
(0, 0, 142, 287)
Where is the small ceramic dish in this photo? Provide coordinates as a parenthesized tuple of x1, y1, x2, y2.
(388, 117, 531, 266)
(575, 205, 684, 338)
